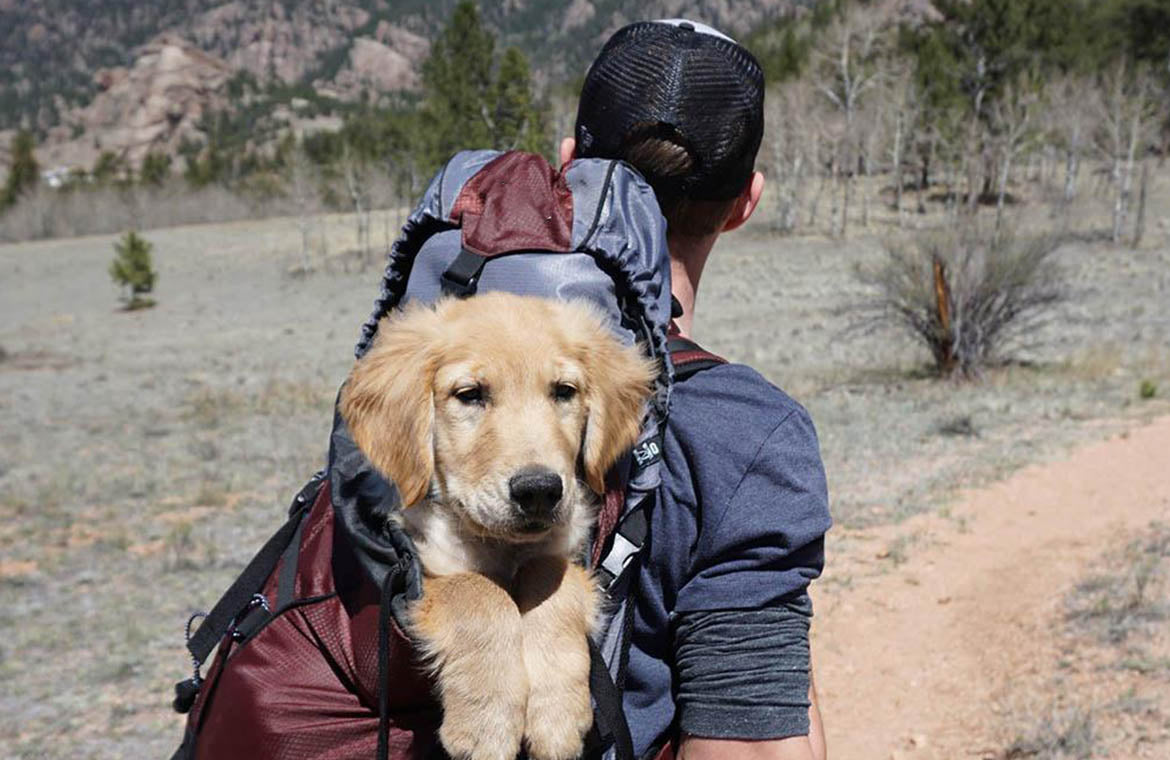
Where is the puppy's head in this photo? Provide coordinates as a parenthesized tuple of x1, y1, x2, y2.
(340, 293, 656, 541)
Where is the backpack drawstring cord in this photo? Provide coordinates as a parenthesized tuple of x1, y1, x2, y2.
(184, 611, 208, 685)
(376, 568, 395, 760)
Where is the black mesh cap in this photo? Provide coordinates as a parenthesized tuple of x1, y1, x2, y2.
(575, 20, 764, 201)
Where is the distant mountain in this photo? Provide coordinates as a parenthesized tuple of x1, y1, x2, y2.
(1, 0, 809, 171)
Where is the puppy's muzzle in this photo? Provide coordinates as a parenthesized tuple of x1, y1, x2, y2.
(509, 466, 564, 529)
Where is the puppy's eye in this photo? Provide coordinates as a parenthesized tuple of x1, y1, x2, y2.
(553, 382, 578, 402)
(453, 386, 485, 405)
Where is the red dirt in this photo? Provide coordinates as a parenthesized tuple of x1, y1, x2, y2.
(814, 416, 1170, 760)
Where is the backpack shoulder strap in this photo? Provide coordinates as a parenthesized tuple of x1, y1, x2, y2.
(667, 332, 727, 380)
(172, 471, 326, 713)
(592, 332, 726, 590)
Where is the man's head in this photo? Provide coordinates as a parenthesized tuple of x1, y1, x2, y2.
(567, 20, 766, 239)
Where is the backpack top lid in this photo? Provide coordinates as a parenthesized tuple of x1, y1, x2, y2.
(354, 149, 674, 377)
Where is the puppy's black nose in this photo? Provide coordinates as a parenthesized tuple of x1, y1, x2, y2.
(509, 467, 563, 517)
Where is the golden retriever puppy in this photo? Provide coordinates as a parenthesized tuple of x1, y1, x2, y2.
(340, 292, 656, 760)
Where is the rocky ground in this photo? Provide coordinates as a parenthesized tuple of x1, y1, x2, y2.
(0, 190, 1168, 757)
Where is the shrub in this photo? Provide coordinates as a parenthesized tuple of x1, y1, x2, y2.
(1139, 380, 1157, 400)
(139, 151, 173, 186)
(109, 230, 157, 309)
(1, 130, 38, 210)
(856, 225, 1065, 378)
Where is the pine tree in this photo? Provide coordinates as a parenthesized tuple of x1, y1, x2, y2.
(92, 150, 126, 185)
(492, 47, 548, 154)
(907, 0, 1073, 122)
(109, 230, 158, 310)
(2, 130, 39, 210)
(420, 1, 496, 167)
(140, 151, 172, 186)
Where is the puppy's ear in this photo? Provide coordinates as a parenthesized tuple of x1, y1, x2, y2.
(341, 304, 443, 507)
(580, 322, 657, 495)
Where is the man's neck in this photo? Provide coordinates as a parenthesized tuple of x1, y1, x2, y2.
(668, 232, 718, 339)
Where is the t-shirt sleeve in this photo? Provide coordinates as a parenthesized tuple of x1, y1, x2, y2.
(674, 406, 831, 614)
(672, 602, 813, 740)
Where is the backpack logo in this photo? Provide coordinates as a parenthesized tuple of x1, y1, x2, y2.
(632, 439, 662, 468)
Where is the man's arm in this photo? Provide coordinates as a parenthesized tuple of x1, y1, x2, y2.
(670, 403, 831, 760)
(679, 672, 825, 760)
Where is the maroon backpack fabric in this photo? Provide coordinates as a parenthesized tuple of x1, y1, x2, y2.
(176, 483, 441, 760)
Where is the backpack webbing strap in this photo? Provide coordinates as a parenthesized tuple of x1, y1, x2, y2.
(593, 338, 725, 592)
(666, 335, 727, 379)
(589, 637, 635, 760)
(439, 248, 487, 297)
(184, 474, 325, 669)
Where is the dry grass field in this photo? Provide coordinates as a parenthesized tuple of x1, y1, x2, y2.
(1, 175, 1169, 758)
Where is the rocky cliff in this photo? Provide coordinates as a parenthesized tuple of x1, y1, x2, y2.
(5, 0, 813, 173)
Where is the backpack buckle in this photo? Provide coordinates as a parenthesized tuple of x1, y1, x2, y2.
(599, 532, 640, 591)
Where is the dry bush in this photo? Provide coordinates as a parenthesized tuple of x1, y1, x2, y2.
(855, 224, 1065, 378)
(1002, 705, 1097, 760)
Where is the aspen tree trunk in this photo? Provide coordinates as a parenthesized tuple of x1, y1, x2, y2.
(1119, 110, 1141, 242)
(840, 168, 851, 238)
(1133, 159, 1149, 249)
(1111, 151, 1124, 242)
(786, 153, 804, 233)
(996, 151, 1013, 231)
(893, 110, 905, 226)
(1062, 124, 1081, 206)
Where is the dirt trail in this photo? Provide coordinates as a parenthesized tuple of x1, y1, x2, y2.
(813, 416, 1170, 760)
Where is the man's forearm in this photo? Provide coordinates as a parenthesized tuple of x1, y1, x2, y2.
(679, 735, 818, 760)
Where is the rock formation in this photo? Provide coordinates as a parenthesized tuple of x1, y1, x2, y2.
(39, 35, 234, 173)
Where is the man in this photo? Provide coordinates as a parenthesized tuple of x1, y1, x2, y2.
(561, 21, 831, 760)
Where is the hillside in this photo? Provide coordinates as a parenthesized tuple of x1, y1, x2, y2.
(2, 0, 807, 173)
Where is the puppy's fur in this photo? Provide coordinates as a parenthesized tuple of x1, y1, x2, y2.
(341, 293, 656, 760)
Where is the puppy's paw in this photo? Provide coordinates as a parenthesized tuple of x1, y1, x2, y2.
(438, 687, 526, 760)
(523, 672, 593, 760)
(412, 572, 529, 760)
(515, 559, 597, 760)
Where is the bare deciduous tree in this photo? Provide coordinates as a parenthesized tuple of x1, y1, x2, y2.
(813, 9, 887, 238)
(989, 79, 1040, 230)
(340, 144, 373, 269)
(763, 80, 816, 234)
(286, 143, 319, 274)
(1045, 75, 1097, 216)
(1097, 62, 1156, 244)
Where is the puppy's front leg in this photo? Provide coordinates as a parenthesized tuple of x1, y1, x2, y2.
(411, 573, 528, 760)
(514, 558, 598, 760)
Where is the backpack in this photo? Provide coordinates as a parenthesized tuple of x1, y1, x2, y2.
(168, 150, 725, 760)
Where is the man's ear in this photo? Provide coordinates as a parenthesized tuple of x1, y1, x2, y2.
(340, 306, 442, 507)
(559, 137, 577, 167)
(721, 171, 766, 233)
